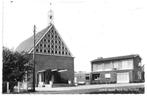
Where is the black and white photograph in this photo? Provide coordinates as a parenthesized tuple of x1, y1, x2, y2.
(1, 0, 146, 94)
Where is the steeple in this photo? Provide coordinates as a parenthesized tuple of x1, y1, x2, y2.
(48, 1, 54, 24)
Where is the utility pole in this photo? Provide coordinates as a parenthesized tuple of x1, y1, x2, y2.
(32, 25, 36, 92)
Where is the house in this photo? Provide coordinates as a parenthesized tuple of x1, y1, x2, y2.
(74, 71, 90, 85)
(90, 54, 143, 84)
(16, 23, 74, 87)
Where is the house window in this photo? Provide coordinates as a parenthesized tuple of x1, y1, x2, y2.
(92, 74, 100, 80)
(122, 59, 133, 70)
(92, 64, 104, 72)
(104, 62, 113, 71)
(44, 39, 46, 42)
(44, 49, 46, 53)
(85, 76, 90, 80)
(40, 44, 42, 47)
(44, 44, 46, 47)
(138, 71, 141, 79)
(113, 61, 122, 70)
(105, 73, 111, 78)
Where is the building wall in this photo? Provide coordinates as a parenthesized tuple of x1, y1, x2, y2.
(91, 57, 142, 84)
(90, 70, 134, 84)
(29, 54, 74, 85)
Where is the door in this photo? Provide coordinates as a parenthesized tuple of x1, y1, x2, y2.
(117, 72, 129, 83)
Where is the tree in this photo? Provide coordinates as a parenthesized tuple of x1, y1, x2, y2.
(3, 47, 32, 92)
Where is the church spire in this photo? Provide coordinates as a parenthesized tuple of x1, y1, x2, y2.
(48, 0, 54, 24)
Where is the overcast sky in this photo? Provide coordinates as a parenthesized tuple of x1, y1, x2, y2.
(2, 0, 147, 72)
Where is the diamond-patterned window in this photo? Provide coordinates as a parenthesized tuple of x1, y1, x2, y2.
(34, 25, 71, 56)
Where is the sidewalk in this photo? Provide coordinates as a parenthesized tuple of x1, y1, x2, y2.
(35, 83, 144, 92)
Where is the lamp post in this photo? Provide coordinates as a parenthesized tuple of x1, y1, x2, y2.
(32, 25, 36, 92)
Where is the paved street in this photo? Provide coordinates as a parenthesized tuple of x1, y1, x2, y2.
(31, 83, 144, 94)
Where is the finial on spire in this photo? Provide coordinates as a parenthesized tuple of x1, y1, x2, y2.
(48, 0, 54, 24)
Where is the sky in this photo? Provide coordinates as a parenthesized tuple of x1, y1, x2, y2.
(2, 0, 147, 72)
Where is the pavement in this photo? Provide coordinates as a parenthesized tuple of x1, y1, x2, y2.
(33, 83, 144, 94)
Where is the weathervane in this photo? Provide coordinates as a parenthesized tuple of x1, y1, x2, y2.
(48, 0, 54, 24)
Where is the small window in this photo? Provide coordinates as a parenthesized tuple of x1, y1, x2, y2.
(40, 44, 42, 47)
(51, 50, 54, 54)
(55, 51, 57, 54)
(62, 51, 64, 55)
(55, 41, 57, 43)
(51, 45, 54, 48)
(36, 49, 38, 52)
(48, 50, 50, 53)
(44, 49, 46, 53)
(40, 49, 42, 52)
(48, 45, 50, 48)
(51, 40, 54, 43)
(48, 40, 50, 42)
(59, 51, 61, 54)
(44, 39, 46, 42)
(44, 44, 46, 47)
(55, 46, 57, 48)
(55, 35, 57, 38)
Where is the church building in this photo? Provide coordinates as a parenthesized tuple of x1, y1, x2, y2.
(16, 4, 74, 87)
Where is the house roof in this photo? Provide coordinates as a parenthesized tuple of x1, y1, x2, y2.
(91, 54, 141, 63)
(15, 25, 52, 53)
